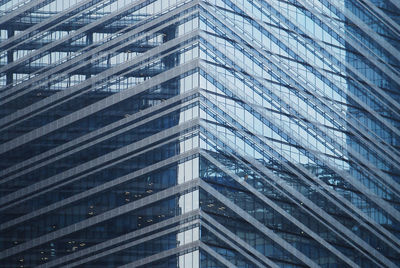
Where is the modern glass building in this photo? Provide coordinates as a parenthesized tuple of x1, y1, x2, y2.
(0, 0, 399, 267)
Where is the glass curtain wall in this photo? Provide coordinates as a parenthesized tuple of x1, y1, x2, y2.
(0, 0, 399, 267)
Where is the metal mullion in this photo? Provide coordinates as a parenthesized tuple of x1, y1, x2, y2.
(287, 1, 400, 119)
(200, 119, 395, 267)
(0, 57, 200, 155)
(0, 89, 198, 185)
(223, 0, 400, 168)
(199, 100, 400, 259)
(0, 0, 156, 75)
(201, 5, 400, 200)
(355, 0, 400, 37)
(255, 0, 400, 163)
(58, 218, 201, 268)
(199, 98, 396, 265)
(203, 68, 400, 253)
(40, 210, 200, 268)
(199, 241, 236, 268)
(387, 0, 400, 11)
(0, 0, 198, 104)
(299, 0, 400, 117)
(0, 179, 200, 260)
(0, 0, 16, 8)
(201, 150, 359, 267)
(220, 0, 400, 161)
(0, 0, 113, 52)
(0, 0, 131, 94)
(200, 27, 400, 204)
(0, 147, 200, 230)
(200, 212, 279, 268)
(0, 118, 200, 208)
(0, 30, 199, 132)
(117, 240, 201, 268)
(200, 126, 389, 267)
(0, 0, 193, 94)
(198, 66, 400, 250)
(0, 123, 198, 229)
(0, 0, 56, 26)
(199, 180, 320, 268)
(202, 27, 391, 176)
(319, 0, 400, 76)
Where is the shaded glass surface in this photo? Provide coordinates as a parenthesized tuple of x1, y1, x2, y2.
(0, 0, 399, 267)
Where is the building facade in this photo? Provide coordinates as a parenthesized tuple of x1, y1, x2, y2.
(0, 0, 399, 267)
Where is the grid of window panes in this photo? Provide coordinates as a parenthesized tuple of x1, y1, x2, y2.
(0, 0, 399, 267)
(197, 0, 400, 267)
(0, 0, 202, 267)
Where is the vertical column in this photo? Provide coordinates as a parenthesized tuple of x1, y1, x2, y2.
(86, 31, 93, 80)
(6, 29, 14, 85)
